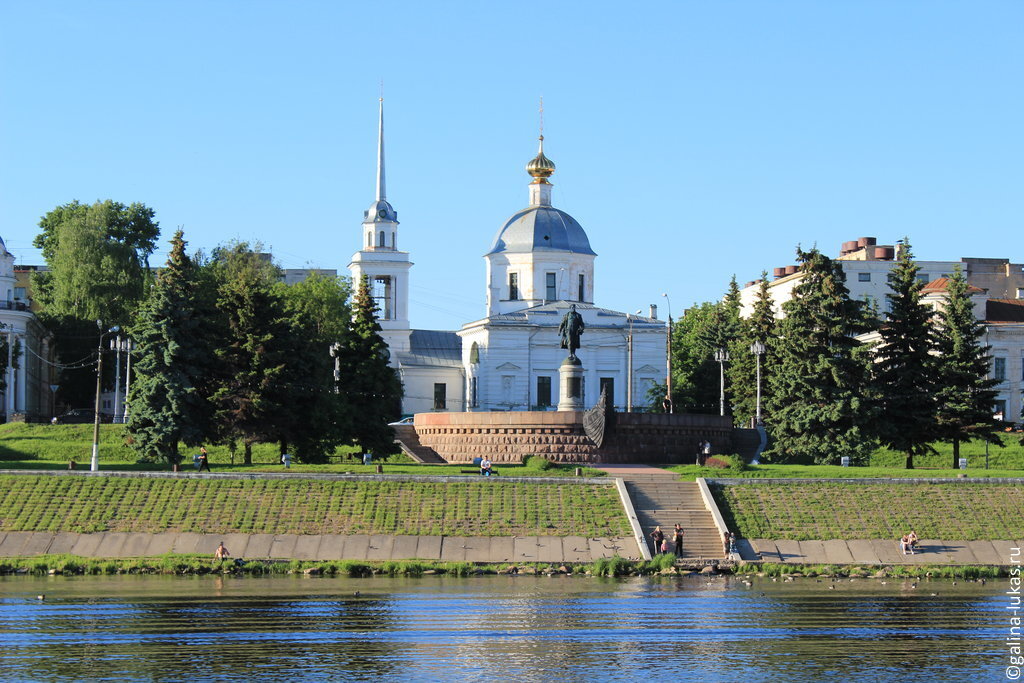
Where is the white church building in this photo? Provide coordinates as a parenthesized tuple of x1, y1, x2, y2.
(349, 102, 667, 416)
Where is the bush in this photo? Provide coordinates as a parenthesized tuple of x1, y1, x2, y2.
(524, 455, 555, 471)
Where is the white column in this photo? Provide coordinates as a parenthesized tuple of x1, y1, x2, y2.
(16, 335, 26, 413)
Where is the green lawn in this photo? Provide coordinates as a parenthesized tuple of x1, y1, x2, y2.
(667, 463, 1024, 480)
(714, 481, 1024, 541)
(0, 475, 630, 537)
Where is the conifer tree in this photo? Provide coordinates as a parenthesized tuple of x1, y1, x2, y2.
(337, 275, 403, 455)
(209, 243, 292, 464)
(872, 239, 938, 468)
(766, 247, 875, 464)
(933, 266, 1001, 467)
(126, 231, 217, 464)
(730, 273, 776, 426)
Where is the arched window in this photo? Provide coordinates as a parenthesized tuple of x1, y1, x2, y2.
(367, 231, 372, 248)
(379, 231, 385, 247)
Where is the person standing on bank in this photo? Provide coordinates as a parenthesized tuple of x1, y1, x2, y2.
(198, 446, 211, 472)
(673, 524, 685, 558)
(651, 526, 665, 555)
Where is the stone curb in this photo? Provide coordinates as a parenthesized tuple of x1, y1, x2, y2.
(709, 477, 1024, 485)
(0, 469, 610, 485)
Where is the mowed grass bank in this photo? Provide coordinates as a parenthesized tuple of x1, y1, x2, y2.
(0, 475, 631, 538)
(714, 481, 1023, 541)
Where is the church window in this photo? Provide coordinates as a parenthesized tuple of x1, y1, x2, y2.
(536, 376, 552, 408)
(599, 377, 614, 405)
(578, 274, 585, 302)
(509, 273, 520, 300)
(367, 232, 372, 248)
(433, 383, 447, 410)
(546, 273, 557, 302)
(469, 377, 478, 408)
(379, 231, 386, 247)
(373, 276, 393, 319)
(469, 342, 480, 364)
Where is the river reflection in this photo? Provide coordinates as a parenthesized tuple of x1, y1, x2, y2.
(0, 574, 1005, 681)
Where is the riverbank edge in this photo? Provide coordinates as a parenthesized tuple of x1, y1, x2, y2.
(0, 554, 1009, 579)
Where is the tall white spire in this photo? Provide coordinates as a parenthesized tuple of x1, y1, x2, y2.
(376, 97, 386, 202)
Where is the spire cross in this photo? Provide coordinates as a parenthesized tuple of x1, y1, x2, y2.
(539, 96, 544, 140)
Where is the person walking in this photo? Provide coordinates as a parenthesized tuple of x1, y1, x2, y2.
(281, 452, 292, 469)
(673, 524, 685, 557)
(650, 526, 665, 555)
(198, 446, 211, 472)
(701, 440, 712, 465)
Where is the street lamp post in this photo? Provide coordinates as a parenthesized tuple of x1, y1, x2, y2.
(626, 309, 641, 412)
(714, 347, 729, 417)
(751, 341, 766, 426)
(91, 323, 120, 471)
(661, 293, 673, 413)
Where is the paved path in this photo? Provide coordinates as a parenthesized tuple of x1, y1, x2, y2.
(0, 531, 641, 563)
(747, 538, 1022, 566)
(595, 465, 725, 560)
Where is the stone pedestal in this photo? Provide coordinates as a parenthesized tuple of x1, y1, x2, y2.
(558, 356, 584, 412)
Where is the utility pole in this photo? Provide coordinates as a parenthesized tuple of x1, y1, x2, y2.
(91, 323, 120, 471)
(662, 293, 673, 413)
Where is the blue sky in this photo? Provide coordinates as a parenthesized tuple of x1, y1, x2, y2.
(1, 1, 1020, 330)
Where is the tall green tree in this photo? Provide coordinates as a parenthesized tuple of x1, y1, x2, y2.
(663, 301, 724, 413)
(275, 273, 355, 462)
(337, 275, 402, 455)
(126, 231, 218, 464)
(208, 243, 292, 464)
(933, 266, 1001, 467)
(33, 200, 159, 325)
(766, 247, 876, 464)
(730, 273, 777, 426)
(33, 200, 160, 408)
(872, 239, 938, 469)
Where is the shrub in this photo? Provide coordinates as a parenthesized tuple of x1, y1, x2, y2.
(524, 455, 555, 471)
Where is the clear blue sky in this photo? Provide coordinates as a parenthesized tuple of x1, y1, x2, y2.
(2, 1, 1020, 330)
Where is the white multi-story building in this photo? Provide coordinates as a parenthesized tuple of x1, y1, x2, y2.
(739, 238, 1024, 423)
(348, 103, 667, 415)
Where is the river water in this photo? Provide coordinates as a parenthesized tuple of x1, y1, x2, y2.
(0, 574, 1008, 681)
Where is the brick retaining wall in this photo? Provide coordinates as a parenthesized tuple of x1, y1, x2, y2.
(414, 411, 734, 464)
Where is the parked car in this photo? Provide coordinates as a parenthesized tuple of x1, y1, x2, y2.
(55, 409, 112, 424)
(388, 416, 415, 425)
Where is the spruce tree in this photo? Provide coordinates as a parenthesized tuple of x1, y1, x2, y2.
(766, 247, 875, 464)
(126, 231, 217, 464)
(933, 266, 1001, 467)
(873, 239, 938, 468)
(730, 273, 776, 426)
(337, 275, 403, 455)
(209, 243, 292, 464)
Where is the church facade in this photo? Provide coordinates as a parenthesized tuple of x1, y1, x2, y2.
(349, 102, 667, 415)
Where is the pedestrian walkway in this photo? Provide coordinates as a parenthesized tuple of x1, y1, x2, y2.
(0, 531, 640, 563)
(596, 464, 725, 560)
(748, 538, 1022, 566)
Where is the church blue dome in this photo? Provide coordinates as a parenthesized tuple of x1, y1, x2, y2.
(486, 206, 596, 256)
(364, 199, 397, 223)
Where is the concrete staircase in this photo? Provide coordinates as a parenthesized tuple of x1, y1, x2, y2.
(391, 425, 447, 464)
(621, 472, 724, 560)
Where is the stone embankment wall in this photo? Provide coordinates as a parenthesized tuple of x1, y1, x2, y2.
(414, 411, 733, 464)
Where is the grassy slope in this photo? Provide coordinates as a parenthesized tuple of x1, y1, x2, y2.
(667, 463, 1024, 479)
(0, 475, 631, 538)
(714, 481, 1023, 541)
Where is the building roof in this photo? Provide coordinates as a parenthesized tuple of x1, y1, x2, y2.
(486, 206, 596, 256)
(464, 301, 663, 329)
(921, 277, 985, 295)
(394, 329, 462, 368)
(986, 299, 1024, 324)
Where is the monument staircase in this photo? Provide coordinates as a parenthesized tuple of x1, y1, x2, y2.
(391, 424, 447, 464)
(619, 471, 724, 560)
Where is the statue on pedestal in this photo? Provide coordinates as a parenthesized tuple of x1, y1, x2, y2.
(558, 304, 585, 360)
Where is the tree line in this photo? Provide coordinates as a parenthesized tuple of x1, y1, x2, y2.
(32, 200, 402, 463)
(660, 240, 1001, 469)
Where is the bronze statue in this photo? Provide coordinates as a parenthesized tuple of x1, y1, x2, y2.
(559, 304, 585, 359)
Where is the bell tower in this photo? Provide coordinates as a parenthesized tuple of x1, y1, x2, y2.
(349, 98, 412, 356)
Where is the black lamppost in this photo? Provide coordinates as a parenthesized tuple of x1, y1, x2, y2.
(714, 347, 729, 417)
(662, 293, 673, 413)
(91, 322, 120, 471)
(751, 341, 766, 425)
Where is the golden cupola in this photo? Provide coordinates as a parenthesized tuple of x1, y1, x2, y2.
(526, 135, 556, 184)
